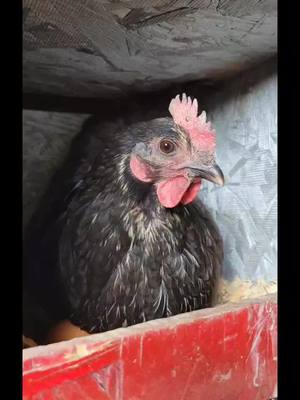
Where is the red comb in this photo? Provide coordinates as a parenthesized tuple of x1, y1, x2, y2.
(169, 93, 216, 151)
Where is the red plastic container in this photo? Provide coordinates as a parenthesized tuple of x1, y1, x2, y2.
(23, 294, 277, 400)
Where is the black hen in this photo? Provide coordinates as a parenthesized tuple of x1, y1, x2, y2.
(24, 94, 224, 339)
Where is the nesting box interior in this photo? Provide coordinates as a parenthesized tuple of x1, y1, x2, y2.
(23, 60, 277, 330)
(23, 1, 277, 399)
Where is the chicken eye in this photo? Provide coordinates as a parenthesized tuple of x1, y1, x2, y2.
(159, 139, 176, 154)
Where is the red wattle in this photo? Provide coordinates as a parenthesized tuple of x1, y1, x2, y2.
(181, 181, 201, 205)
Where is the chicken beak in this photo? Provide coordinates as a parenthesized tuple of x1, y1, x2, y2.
(188, 163, 225, 186)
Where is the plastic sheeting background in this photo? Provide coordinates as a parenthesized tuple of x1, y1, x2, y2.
(23, 65, 277, 284)
(202, 68, 277, 282)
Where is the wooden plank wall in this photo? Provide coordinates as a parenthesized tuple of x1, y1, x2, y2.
(23, 0, 277, 98)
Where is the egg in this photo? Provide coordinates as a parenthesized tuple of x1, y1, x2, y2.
(46, 320, 90, 344)
(23, 335, 38, 348)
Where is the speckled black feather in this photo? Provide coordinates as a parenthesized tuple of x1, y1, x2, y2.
(24, 116, 223, 339)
